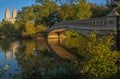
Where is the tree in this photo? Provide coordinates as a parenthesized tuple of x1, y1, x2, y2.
(16, 6, 35, 23)
(0, 21, 18, 37)
(106, 0, 112, 8)
(36, 0, 80, 5)
(22, 22, 36, 38)
(59, 0, 92, 20)
(58, 4, 74, 20)
(15, 6, 36, 38)
(35, 25, 47, 32)
(72, 0, 92, 19)
(90, 3, 111, 17)
(33, 1, 60, 27)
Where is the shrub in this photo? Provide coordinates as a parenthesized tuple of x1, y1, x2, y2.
(76, 32, 120, 79)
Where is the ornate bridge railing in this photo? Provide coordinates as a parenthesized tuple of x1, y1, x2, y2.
(47, 16, 119, 34)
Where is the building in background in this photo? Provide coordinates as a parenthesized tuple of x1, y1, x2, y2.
(3, 8, 17, 23)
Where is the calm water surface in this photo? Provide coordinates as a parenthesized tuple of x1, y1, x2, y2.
(0, 38, 78, 79)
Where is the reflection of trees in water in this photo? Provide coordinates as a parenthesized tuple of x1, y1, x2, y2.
(0, 39, 13, 52)
(12, 42, 78, 79)
(35, 39, 47, 51)
(0, 39, 80, 79)
(0, 39, 19, 60)
(20, 40, 47, 56)
(61, 35, 86, 49)
(60, 35, 87, 57)
(21, 40, 36, 55)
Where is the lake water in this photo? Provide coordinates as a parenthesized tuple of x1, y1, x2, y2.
(0, 38, 79, 79)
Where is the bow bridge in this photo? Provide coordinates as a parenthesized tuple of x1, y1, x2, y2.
(47, 15, 120, 51)
(46, 0, 120, 51)
(47, 16, 119, 36)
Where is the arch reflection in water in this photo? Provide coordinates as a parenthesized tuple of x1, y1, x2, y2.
(47, 38, 77, 60)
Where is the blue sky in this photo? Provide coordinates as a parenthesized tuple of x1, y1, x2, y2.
(89, 0, 106, 4)
(0, 0, 35, 22)
(0, 0, 106, 22)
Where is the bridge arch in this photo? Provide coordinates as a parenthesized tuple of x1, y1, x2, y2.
(47, 16, 117, 38)
(47, 16, 120, 51)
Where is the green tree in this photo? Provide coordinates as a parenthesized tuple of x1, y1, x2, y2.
(58, 4, 74, 20)
(16, 6, 35, 22)
(59, 0, 92, 20)
(15, 6, 36, 38)
(33, 1, 60, 27)
(72, 0, 92, 19)
(22, 22, 36, 38)
(90, 3, 110, 17)
(35, 24, 47, 32)
(0, 21, 18, 38)
(36, 0, 80, 5)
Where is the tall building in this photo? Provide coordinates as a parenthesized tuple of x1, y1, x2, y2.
(5, 8, 10, 20)
(3, 8, 17, 23)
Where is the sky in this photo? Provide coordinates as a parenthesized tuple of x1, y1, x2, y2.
(89, 0, 106, 4)
(0, 0, 106, 22)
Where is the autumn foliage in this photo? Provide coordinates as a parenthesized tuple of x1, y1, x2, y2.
(75, 32, 120, 79)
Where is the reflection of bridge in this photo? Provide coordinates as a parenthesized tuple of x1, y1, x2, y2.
(47, 15, 120, 51)
(48, 39, 78, 60)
